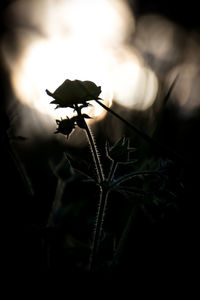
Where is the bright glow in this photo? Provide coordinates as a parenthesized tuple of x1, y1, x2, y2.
(169, 62, 200, 114)
(133, 14, 184, 71)
(110, 48, 158, 109)
(10, 38, 114, 119)
(60, 0, 133, 46)
(2, 0, 158, 128)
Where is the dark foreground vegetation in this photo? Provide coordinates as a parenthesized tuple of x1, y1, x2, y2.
(1, 0, 199, 295)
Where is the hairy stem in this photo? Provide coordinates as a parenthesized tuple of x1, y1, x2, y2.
(89, 187, 109, 271)
(83, 119, 104, 183)
(81, 119, 109, 270)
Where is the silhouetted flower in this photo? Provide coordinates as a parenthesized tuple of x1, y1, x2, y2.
(46, 79, 102, 108)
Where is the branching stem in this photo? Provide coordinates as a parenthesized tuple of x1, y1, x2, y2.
(80, 118, 109, 270)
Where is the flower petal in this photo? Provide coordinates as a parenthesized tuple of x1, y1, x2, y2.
(46, 79, 102, 108)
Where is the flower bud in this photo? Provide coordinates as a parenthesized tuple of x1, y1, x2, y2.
(55, 117, 76, 138)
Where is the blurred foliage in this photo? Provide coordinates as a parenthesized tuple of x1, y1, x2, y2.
(39, 140, 184, 275)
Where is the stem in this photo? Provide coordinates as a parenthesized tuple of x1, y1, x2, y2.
(47, 178, 66, 227)
(75, 110, 108, 270)
(107, 160, 118, 182)
(89, 187, 109, 271)
(96, 99, 155, 144)
(112, 205, 137, 266)
(112, 170, 161, 187)
(83, 119, 104, 183)
(7, 138, 34, 196)
(95, 99, 183, 162)
(118, 186, 146, 195)
(82, 118, 109, 270)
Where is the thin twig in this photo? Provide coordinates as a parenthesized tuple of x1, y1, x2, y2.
(107, 160, 118, 182)
(111, 170, 161, 187)
(47, 178, 66, 227)
(112, 205, 137, 266)
(95, 100, 183, 162)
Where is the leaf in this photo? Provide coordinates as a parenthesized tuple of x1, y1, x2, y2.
(106, 137, 136, 163)
(49, 154, 75, 181)
(65, 153, 93, 180)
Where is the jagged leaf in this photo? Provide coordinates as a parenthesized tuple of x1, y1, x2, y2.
(106, 137, 136, 163)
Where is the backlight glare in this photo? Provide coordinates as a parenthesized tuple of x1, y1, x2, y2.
(2, 0, 158, 130)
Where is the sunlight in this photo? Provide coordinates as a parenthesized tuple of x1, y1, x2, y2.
(11, 37, 114, 119)
(110, 47, 158, 110)
(2, 0, 158, 125)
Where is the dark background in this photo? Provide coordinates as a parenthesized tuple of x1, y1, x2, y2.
(1, 0, 199, 293)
